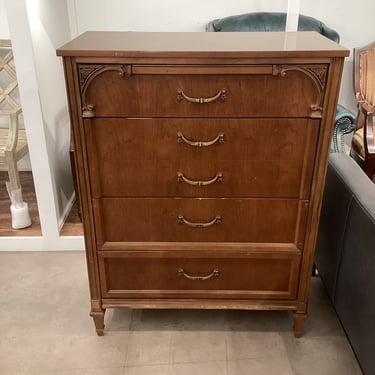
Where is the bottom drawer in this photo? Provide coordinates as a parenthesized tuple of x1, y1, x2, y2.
(98, 251, 301, 300)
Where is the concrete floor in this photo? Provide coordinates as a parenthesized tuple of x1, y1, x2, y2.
(0, 251, 362, 375)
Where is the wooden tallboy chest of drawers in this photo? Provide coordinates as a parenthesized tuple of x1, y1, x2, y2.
(57, 32, 348, 336)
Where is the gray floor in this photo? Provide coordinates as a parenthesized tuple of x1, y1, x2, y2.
(0, 251, 362, 375)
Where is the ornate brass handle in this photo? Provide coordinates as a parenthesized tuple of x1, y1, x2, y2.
(177, 132, 224, 147)
(177, 89, 226, 103)
(178, 214, 221, 228)
(178, 268, 219, 281)
(177, 172, 223, 186)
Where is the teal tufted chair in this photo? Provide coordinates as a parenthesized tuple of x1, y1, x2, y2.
(206, 12, 356, 153)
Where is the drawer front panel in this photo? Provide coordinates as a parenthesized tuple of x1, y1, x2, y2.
(80, 64, 324, 118)
(94, 198, 308, 246)
(85, 118, 318, 199)
(98, 251, 301, 299)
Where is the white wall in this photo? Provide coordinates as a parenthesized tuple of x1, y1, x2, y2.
(26, 0, 74, 225)
(3, 0, 83, 251)
(69, 0, 287, 34)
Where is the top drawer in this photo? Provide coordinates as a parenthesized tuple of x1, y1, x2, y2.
(78, 64, 327, 118)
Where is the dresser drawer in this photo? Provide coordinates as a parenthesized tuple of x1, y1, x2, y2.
(93, 198, 308, 247)
(85, 118, 318, 199)
(98, 250, 301, 300)
(80, 64, 325, 118)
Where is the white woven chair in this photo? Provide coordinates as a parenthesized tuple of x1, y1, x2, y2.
(0, 40, 28, 191)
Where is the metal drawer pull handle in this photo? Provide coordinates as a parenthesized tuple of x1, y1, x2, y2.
(178, 268, 219, 281)
(177, 172, 223, 186)
(178, 214, 221, 228)
(177, 132, 224, 147)
(177, 89, 226, 103)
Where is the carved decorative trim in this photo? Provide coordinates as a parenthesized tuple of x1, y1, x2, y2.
(273, 64, 328, 118)
(78, 64, 132, 118)
(77, 63, 328, 119)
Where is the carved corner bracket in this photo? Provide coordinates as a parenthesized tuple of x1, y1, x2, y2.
(78, 64, 132, 118)
(272, 64, 328, 118)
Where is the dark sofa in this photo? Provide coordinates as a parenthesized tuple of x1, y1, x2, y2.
(315, 153, 375, 375)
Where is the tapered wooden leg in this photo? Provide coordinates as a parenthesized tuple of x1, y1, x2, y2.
(90, 309, 105, 336)
(293, 312, 307, 338)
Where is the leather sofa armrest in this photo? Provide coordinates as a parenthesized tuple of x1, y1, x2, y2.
(315, 153, 375, 300)
(316, 153, 375, 375)
(326, 154, 375, 375)
(328, 153, 375, 213)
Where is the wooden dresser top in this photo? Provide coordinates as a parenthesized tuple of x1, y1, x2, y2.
(57, 31, 349, 58)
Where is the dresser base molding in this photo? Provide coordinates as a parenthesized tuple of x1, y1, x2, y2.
(94, 299, 307, 337)
(101, 299, 302, 311)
